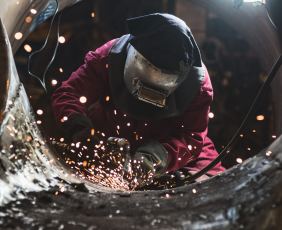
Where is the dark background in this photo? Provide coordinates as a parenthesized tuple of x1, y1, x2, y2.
(15, 0, 274, 168)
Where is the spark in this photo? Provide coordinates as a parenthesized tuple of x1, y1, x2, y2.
(91, 128, 95, 136)
(30, 9, 37, 14)
(51, 79, 58, 86)
(24, 44, 32, 53)
(14, 32, 23, 40)
(208, 112, 215, 119)
(25, 16, 32, 23)
(105, 96, 110, 102)
(58, 36, 66, 44)
(256, 115, 265, 121)
(36, 109, 43, 115)
(266, 151, 272, 156)
(192, 188, 197, 194)
(79, 96, 87, 104)
(236, 158, 243, 164)
(60, 116, 68, 123)
(59, 68, 64, 73)
(91, 12, 96, 18)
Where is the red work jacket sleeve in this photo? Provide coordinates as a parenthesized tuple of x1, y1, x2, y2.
(51, 40, 116, 123)
(161, 67, 214, 173)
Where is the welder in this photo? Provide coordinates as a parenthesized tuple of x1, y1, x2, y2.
(51, 13, 225, 187)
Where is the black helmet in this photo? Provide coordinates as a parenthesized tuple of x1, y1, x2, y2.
(108, 13, 205, 120)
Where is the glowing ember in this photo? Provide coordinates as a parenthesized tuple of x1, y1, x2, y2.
(79, 96, 87, 104)
(61, 116, 68, 122)
(236, 158, 243, 164)
(14, 32, 23, 40)
(30, 9, 37, 14)
(208, 112, 215, 119)
(51, 79, 58, 86)
(91, 128, 95, 136)
(91, 12, 96, 18)
(256, 115, 265, 121)
(105, 96, 110, 102)
(25, 16, 32, 23)
(58, 36, 66, 44)
(24, 44, 32, 53)
(36, 109, 43, 115)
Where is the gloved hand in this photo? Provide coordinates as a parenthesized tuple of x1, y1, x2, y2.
(61, 113, 95, 143)
(130, 140, 169, 189)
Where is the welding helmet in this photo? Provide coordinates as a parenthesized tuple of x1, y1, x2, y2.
(109, 13, 205, 120)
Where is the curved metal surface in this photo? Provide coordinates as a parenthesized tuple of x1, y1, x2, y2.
(0, 0, 82, 52)
(0, 0, 282, 229)
(0, 21, 9, 123)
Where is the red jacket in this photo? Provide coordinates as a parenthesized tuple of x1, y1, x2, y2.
(52, 39, 225, 175)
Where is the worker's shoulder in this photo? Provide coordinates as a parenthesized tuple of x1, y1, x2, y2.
(84, 38, 118, 64)
(200, 63, 213, 93)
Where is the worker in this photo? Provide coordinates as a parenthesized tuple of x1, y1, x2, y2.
(51, 13, 225, 187)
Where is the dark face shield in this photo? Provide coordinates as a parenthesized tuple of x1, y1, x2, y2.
(123, 45, 191, 108)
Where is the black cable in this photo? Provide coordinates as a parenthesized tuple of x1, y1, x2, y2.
(27, 0, 61, 92)
(184, 54, 282, 184)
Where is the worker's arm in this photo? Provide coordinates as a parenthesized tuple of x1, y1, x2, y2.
(51, 40, 116, 141)
(160, 66, 223, 174)
(133, 67, 222, 178)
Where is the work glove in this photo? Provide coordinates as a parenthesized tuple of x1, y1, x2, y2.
(61, 113, 95, 143)
(130, 140, 169, 189)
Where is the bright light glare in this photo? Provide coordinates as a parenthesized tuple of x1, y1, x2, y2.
(243, 0, 265, 3)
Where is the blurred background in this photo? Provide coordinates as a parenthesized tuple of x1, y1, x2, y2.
(14, 0, 275, 169)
